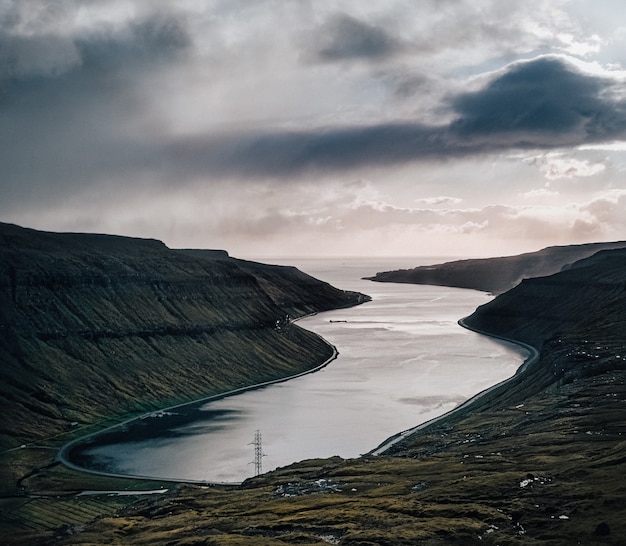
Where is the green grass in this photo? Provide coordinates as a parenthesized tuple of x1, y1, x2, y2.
(19, 334, 621, 546)
(2, 228, 625, 545)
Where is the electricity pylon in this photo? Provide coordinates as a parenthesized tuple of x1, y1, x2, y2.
(249, 429, 266, 476)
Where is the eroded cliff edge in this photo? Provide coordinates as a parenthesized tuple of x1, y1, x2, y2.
(0, 222, 368, 449)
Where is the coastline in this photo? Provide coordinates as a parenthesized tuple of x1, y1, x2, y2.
(57, 321, 338, 486)
(369, 316, 539, 455)
(59, 303, 532, 483)
(7, 247, 624, 544)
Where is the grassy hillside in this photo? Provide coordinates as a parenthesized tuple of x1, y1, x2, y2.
(3, 236, 625, 545)
(23, 246, 623, 546)
(365, 241, 626, 294)
(0, 223, 367, 495)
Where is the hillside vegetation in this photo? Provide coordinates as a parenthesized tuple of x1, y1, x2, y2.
(366, 241, 626, 294)
(2, 231, 625, 545)
(39, 246, 626, 546)
(0, 222, 366, 470)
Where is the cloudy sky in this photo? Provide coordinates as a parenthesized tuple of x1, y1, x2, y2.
(2, 0, 626, 258)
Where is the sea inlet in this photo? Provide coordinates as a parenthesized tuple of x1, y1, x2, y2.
(66, 257, 527, 483)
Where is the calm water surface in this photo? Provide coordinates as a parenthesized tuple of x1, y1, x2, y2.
(73, 258, 527, 483)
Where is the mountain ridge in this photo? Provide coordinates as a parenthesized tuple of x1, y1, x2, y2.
(365, 240, 626, 294)
(2, 230, 626, 545)
(0, 222, 368, 452)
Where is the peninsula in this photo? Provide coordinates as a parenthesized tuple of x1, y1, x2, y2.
(365, 240, 626, 294)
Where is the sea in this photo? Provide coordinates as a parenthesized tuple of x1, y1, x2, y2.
(68, 257, 527, 483)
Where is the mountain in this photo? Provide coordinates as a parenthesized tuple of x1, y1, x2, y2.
(0, 222, 368, 451)
(463, 247, 626, 350)
(365, 241, 626, 294)
(3, 237, 626, 545)
(33, 245, 624, 546)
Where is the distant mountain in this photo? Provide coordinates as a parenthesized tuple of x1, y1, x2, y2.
(464, 246, 626, 359)
(365, 241, 626, 294)
(0, 223, 368, 450)
(17, 244, 626, 544)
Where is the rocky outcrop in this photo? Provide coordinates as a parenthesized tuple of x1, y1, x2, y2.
(0, 223, 368, 449)
(365, 241, 626, 294)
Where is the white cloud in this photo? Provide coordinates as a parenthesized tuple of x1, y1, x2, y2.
(460, 220, 489, 234)
(520, 188, 560, 199)
(523, 152, 607, 180)
(582, 188, 626, 224)
(557, 32, 603, 56)
(415, 196, 463, 206)
(545, 158, 605, 180)
(579, 141, 626, 151)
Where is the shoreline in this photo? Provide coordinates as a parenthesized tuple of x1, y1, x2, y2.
(369, 316, 539, 455)
(55, 306, 539, 486)
(59, 305, 535, 485)
(57, 320, 339, 486)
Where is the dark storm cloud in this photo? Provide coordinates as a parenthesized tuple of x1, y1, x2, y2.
(0, 9, 190, 82)
(166, 57, 626, 178)
(0, 33, 79, 79)
(0, 11, 192, 207)
(76, 13, 191, 67)
(3, 50, 626, 215)
(312, 13, 404, 62)
(450, 57, 625, 138)
(166, 123, 450, 178)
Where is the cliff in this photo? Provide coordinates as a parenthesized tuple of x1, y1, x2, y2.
(365, 240, 626, 294)
(0, 223, 368, 449)
(4, 241, 626, 545)
(23, 245, 624, 545)
(463, 247, 626, 350)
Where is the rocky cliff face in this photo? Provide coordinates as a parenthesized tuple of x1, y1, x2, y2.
(0, 223, 368, 448)
(366, 241, 626, 294)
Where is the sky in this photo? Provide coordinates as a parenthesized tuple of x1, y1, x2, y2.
(2, 0, 626, 259)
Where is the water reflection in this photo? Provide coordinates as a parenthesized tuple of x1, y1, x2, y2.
(69, 258, 527, 483)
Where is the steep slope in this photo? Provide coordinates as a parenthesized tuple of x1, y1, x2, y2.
(463, 247, 626, 350)
(365, 240, 626, 294)
(0, 223, 367, 450)
(35, 247, 626, 546)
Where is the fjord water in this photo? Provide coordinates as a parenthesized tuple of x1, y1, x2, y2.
(74, 258, 527, 483)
